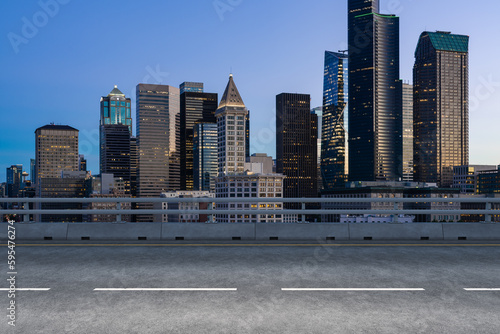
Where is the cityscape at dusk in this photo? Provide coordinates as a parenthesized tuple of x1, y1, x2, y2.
(2, 1, 500, 333)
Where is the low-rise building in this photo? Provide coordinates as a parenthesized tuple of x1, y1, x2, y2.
(215, 161, 296, 223)
(322, 181, 460, 223)
(155, 191, 215, 223)
(453, 165, 497, 194)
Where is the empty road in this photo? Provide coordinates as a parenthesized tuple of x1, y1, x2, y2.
(1, 242, 500, 333)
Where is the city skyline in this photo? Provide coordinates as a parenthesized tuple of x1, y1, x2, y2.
(2, 0, 500, 181)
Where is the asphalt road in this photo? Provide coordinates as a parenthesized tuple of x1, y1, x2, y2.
(1, 243, 500, 333)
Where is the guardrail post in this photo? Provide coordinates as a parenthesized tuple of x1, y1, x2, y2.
(208, 202, 215, 223)
(23, 201, 29, 223)
(393, 201, 399, 224)
(116, 201, 122, 223)
(301, 202, 306, 223)
(485, 202, 492, 223)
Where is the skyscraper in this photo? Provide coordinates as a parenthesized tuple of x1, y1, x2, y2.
(100, 86, 132, 134)
(216, 74, 249, 176)
(348, 0, 402, 181)
(321, 51, 348, 191)
(276, 93, 318, 199)
(6, 165, 23, 198)
(402, 83, 414, 182)
(193, 122, 218, 192)
(136, 84, 180, 221)
(35, 124, 79, 182)
(179, 82, 218, 190)
(413, 31, 469, 187)
(100, 124, 131, 193)
(129, 136, 138, 197)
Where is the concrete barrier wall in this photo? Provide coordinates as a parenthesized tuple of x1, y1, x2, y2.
(255, 223, 350, 241)
(66, 223, 162, 241)
(2, 223, 69, 241)
(442, 223, 500, 241)
(162, 223, 255, 240)
(349, 223, 444, 241)
(3, 222, 500, 241)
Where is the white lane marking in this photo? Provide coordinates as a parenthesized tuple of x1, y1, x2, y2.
(464, 288, 500, 291)
(94, 288, 237, 291)
(0, 288, 51, 291)
(282, 288, 425, 291)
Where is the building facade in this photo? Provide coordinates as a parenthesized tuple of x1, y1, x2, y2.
(322, 182, 460, 223)
(402, 83, 414, 182)
(193, 123, 218, 192)
(453, 165, 497, 194)
(6, 165, 23, 198)
(413, 31, 469, 187)
(321, 51, 349, 190)
(155, 191, 215, 223)
(99, 124, 131, 193)
(100, 85, 132, 134)
(348, 0, 402, 182)
(179, 83, 218, 190)
(276, 93, 318, 200)
(216, 74, 249, 176)
(136, 84, 180, 221)
(215, 168, 290, 223)
(34, 124, 79, 182)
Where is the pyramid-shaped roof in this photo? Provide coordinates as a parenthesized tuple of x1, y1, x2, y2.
(108, 85, 125, 97)
(218, 74, 245, 109)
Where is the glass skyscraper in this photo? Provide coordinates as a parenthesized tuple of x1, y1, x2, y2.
(402, 83, 414, 182)
(136, 84, 180, 221)
(193, 123, 218, 192)
(100, 124, 131, 193)
(348, 0, 402, 181)
(276, 93, 318, 200)
(321, 51, 348, 191)
(413, 31, 469, 187)
(179, 82, 218, 190)
(100, 86, 132, 134)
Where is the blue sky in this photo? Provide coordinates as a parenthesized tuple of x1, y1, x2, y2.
(1, 0, 500, 182)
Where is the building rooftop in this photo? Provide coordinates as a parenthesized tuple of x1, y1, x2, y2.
(108, 85, 125, 97)
(35, 124, 78, 132)
(418, 31, 469, 55)
(217, 74, 246, 109)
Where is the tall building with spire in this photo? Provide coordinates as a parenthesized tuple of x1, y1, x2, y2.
(413, 31, 469, 187)
(348, 0, 402, 182)
(216, 74, 249, 176)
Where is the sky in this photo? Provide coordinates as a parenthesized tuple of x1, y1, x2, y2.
(1, 0, 500, 182)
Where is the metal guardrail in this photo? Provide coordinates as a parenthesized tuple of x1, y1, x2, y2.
(1, 197, 499, 223)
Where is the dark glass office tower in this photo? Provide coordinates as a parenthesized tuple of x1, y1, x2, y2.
(276, 93, 318, 200)
(413, 31, 469, 187)
(179, 82, 218, 190)
(100, 124, 131, 193)
(193, 123, 218, 192)
(321, 51, 348, 191)
(348, 0, 402, 181)
(136, 84, 180, 221)
(6, 165, 23, 198)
